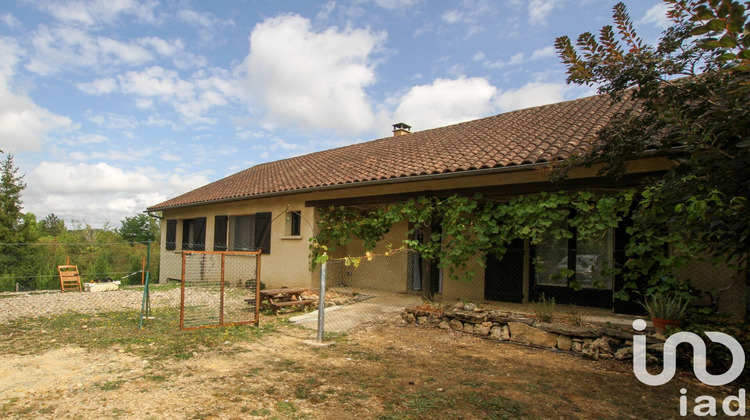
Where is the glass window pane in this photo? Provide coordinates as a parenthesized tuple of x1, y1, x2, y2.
(576, 229, 614, 289)
(231, 215, 254, 251)
(534, 219, 568, 287)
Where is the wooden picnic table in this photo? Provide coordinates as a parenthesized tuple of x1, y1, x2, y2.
(258, 288, 316, 315)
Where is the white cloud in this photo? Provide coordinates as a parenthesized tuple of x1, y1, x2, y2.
(74, 134, 109, 145)
(1, 13, 21, 28)
(442, 10, 463, 24)
(76, 78, 118, 94)
(30, 162, 152, 193)
(530, 45, 555, 60)
(484, 52, 525, 69)
(494, 81, 571, 112)
(112, 66, 229, 123)
(528, 0, 557, 25)
(135, 98, 153, 109)
(22, 161, 206, 226)
(641, 3, 671, 29)
(0, 37, 76, 152)
(392, 77, 498, 130)
(177, 9, 234, 44)
(234, 14, 386, 134)
(159, 153, 181, 162)
(69, 151, 88, 160)
(119, 66, 194, 99)
(28, 0, 159, 27)
(85, 111, 139, 130)
(372, 0, 421, 10)
(167, 173, 210, 194)
(26, 25, 208, 76)
(26, 25, 155, 75)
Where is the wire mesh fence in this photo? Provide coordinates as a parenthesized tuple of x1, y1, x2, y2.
(0, 241, 165, 325)
(0, 241, 155, 292)
(180, 251, 260, 330)
(0, 241, 736, 333)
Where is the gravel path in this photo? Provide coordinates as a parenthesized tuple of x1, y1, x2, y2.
(0, 288, 183, 324)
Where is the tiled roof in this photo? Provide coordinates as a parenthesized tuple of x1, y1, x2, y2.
(148, 93, 634, 211)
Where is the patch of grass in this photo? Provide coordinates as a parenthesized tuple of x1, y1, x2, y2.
(94, 380, 126, 391)
(276, 401, 296, 415)
(0, 308, 281, 360)
(294, 386, 310, 399)
(250, 408, 271, 416)
(144, 374, 167, 382)
(403, 391, 439, 415)
(533, 293, 556, 323)
(464, 392, 525, 419)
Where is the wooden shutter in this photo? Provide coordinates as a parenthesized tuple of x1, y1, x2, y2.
(214, 216, 228, 251)
(253, 212, 271, 254)
(194, 217, 206, 251)
(166, 219, 177, 251)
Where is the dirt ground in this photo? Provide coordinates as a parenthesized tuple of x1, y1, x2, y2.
(0, 314, 740, 420)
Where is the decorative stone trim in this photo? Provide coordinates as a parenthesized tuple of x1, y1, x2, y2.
(402, 307, 665, 363)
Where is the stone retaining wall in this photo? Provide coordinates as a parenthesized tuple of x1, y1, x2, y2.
(402, 306, 665, 362)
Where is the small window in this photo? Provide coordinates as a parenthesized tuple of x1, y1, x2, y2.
(288, 211, 301, 236)
(230, 215, 255, 251)
(182, 217, 206, 251)
(165, 219, 177, 251)
(227, 212, 272, 254)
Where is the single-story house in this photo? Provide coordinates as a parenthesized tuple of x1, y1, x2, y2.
(146, 93, 745, 316)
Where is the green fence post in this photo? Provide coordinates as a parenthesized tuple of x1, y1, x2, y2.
(139, 240, 152, 330)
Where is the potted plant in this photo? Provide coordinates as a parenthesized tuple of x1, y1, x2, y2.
(641, 292, 690, 334)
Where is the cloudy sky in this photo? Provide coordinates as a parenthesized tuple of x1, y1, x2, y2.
(1, 0, 670, 228)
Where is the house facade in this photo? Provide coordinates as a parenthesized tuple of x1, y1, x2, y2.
(147, 93, 745, 316)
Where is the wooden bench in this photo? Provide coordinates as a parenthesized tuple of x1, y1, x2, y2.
(258, 288, 316, 315)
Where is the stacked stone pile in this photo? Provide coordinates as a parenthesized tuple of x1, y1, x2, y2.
(402, 305, 665, 363)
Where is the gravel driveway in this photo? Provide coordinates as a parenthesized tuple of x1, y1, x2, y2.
(0, 288, 182, 324)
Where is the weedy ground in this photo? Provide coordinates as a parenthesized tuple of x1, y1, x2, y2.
(0, 309, 735, 419)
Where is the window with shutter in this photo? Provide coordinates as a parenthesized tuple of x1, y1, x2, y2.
(182, 217, 206, 251)
(166, 219, 177, 251)
(214, 215, 228, 251)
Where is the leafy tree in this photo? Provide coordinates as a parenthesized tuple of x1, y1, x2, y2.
(553, 0, 749, 294)
(0, 154, 27, 243)
(39, 213, 66, 237)
(118, 214, 159, 243)
(0, 155, 40, 288)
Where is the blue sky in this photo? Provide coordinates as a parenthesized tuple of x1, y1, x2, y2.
(0, 0, 671, 228)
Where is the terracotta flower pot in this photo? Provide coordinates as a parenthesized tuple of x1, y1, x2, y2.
(651, 317, 681, 334)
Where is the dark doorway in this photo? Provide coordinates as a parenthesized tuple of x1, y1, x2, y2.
(484, 238, 525, 303)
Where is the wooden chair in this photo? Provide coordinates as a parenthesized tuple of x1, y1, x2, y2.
(58, 265, 82, 292)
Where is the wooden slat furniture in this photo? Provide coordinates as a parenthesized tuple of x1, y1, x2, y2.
(58, 265, 82, 292)
(258, 288, 315, 315)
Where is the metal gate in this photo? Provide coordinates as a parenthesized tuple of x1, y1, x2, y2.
(180, 251, 261, 330)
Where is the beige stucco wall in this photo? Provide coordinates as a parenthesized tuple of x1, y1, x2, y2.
(326, 220, 410, 292)
(159, 195, 318, 289)
(156, 156, 675, 304)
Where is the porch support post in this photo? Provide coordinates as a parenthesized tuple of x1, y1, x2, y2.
(421, 224, 433, 301)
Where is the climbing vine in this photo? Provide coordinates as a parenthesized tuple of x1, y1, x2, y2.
(310, 186, 742, 302)
(312, 190, 640, 293)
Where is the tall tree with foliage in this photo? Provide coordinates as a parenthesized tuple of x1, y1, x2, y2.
(0, 154, 40, 288)
(0, 154, 27, 243)
(39, 213, 66, 237)
(553, 0, 749, 292)
(118, 214, 159, 243)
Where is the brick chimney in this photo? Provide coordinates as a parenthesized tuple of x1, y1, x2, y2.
(392, 122, 411, 137)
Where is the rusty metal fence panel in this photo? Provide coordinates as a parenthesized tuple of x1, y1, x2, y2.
(180, 251, 260, 330)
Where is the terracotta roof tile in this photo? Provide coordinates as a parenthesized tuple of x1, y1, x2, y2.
(148, 93, 634, 211)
